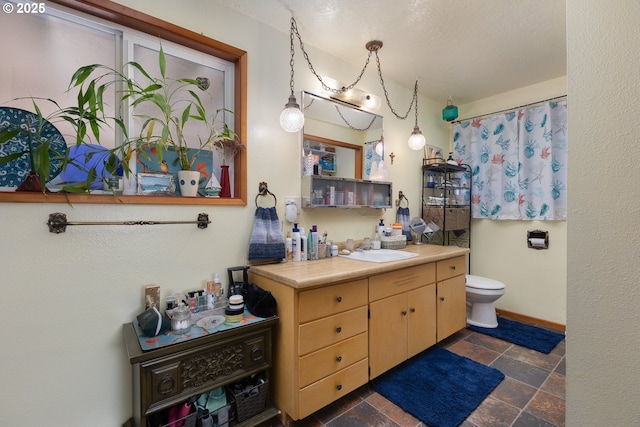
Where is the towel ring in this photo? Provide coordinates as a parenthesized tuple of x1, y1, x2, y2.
(255, 181, 277, 207)
(396, 191, 409, 207)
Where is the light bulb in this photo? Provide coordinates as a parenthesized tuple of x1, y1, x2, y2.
(375, 141, 384, 157)
(408, 126, 426, 150)
(280, 95, 304, 132)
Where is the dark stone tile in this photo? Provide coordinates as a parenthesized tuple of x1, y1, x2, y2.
(540, 372, 565, 400)
(326, 401, 401, 427)
(466, 396, 521, 427)
(459, 421, 479, 427)
(554, 358, 565, 376)
(549, 340, 565, 358)
(365, 392, 421, 427)
(464, 330, 513, 353)
(512, 411, 558, 427)
(491, 355, 551, 388)
(311, 390, 364, 424)
(504, 345, 561, 372)
(525, 391, 565, 427)
(491, 376, 538, 409)
(447, 339, 501, 366)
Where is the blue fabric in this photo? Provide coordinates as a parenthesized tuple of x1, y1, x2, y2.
(467, 317, 565, 354)
(248, 207, 285, 260)
(371, 347, 504, 427)
(396, 206, 412, 241)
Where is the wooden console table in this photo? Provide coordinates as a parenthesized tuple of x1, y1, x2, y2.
(123, 315, 279, 427)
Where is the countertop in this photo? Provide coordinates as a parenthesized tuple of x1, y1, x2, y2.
(249, 244, 469, 289)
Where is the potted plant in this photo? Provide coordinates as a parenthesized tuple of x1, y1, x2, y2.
(70, 45, 238, 197)
(0, 97, 131, 193)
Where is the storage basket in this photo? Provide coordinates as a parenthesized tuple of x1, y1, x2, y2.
(149, 402, 197, 427)
(380, 234, 406, 249)
(227, 379, 268, 422)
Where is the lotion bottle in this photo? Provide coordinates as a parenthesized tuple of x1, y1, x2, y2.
(377, 219, 385, 237)
(311, 225, 319, 260)
(292, 223, 301, 261)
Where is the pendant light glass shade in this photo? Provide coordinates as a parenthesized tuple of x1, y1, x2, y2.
(375, 141, 384, 156)
(408, 126, 426, 150)
(280, 94, 304, 132)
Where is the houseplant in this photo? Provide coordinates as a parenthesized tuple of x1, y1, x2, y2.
(0, 97, 130, 193)
(71, 45, 238, 196)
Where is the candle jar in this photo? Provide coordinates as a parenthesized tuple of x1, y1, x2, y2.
(171, 303, 192, 334)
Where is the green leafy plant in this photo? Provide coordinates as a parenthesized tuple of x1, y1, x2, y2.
(71, 45, 238, 171)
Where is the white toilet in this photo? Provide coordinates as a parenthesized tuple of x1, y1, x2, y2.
(465, 274, 505, 328)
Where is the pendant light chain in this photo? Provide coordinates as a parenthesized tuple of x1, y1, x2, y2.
(374, 51, 418, 121)
(290, 17, 373, 94)
(288, 18, 296, 96)
(334, 104, 378, 131)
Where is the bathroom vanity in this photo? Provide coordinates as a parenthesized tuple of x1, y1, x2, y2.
(249, 244, 469, 425)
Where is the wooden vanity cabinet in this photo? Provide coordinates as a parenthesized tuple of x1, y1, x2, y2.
(436, 255, 467, 340)
(368, 264, 437, 379)
(252, 277, 369, 425)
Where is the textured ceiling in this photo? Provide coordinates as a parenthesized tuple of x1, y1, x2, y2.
(214, 0, 567, 104)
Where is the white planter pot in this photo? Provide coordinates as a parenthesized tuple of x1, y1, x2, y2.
(177, 170, 200, 197)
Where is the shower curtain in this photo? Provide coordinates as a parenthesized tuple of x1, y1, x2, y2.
(453, 100, 567, 220)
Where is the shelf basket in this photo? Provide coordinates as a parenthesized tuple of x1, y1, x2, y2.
(380, 234, 407, 249)
(227, 380, 268, 422)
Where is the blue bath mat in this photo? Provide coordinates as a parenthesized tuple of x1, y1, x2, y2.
(370, 347, 504, 427)
(467, 317, 565, 354)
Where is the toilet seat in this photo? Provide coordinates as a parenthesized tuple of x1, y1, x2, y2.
(466, 274, 505, 290)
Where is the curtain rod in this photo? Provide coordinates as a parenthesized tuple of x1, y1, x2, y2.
(451, 95, 567, 124)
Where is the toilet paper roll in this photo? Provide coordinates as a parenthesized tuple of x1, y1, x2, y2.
(529, 237, 546, 248)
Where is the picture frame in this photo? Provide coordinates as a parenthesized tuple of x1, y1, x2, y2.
(424, 144, 444, 164)
(137, 173, 176, 195)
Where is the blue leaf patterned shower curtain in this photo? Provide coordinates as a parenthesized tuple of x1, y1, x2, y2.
(453, 100, 567, 220)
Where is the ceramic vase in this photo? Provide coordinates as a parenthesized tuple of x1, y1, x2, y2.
(177, 170, 200, 197)
(219, 165, 231, 197)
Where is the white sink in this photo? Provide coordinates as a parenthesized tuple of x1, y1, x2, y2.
(339, 248, 419, 263)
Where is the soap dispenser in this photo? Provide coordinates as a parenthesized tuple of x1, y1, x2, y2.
(377, 219, 385, 237)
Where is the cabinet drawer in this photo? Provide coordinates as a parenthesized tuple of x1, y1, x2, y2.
(299, 279, 368, 323)
(369, 263, 435, 302)
(299, 332, 368, 388)
(436, 255, 466, 281)
(298, 358, 369, 419)
(298, 306, 368, 356)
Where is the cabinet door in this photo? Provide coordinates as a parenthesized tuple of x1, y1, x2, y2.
(407, 284, 437, 359)
(369, 293, 407, 379)
(437, 275, 467, 340)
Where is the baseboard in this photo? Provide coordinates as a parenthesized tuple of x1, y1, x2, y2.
(496, 308, 565, 332)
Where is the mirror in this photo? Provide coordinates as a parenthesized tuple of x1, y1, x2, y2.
(301, 91, 383, 180)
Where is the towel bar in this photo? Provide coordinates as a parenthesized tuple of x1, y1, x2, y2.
(47, 212, 210, 233)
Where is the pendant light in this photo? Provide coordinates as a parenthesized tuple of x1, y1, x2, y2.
(442, 97, 459, 122)
(279, 18, 304, 132)
(407, 81, 426, 150)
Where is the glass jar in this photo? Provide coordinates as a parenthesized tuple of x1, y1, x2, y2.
(171, 303, 191, 334)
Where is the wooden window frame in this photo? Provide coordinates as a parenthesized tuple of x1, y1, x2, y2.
(0, 0, 247, 206)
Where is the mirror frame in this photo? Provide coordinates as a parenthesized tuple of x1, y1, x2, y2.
(0, 0, 247, 206)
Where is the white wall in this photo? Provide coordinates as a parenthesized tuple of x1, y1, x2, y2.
(566, 0, 640, 425)
(0, 2, 446, 426)
(458, 77, 568, 325)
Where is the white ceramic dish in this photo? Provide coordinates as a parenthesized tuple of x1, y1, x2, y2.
(196, 315, 226, 329)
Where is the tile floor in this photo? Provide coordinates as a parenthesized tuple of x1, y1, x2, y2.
(271, 323, 565, 427)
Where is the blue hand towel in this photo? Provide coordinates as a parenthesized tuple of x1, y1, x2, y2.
(397, 206, 412, 241)
(248, 206, 286, 261)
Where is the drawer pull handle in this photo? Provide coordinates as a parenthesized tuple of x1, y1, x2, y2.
(402, 310, 407, 316)
(450, 265, 456, 270)
(336, 296, 343, 303)
(410, 307, 416, 313)
(251, 345, 264, 362)
(336, 326, 342, 333)
(336, 355, 343, 362)
(158, 375, 175, 395)
(440, 297, 445, 302)
(336, 384, 343, 391)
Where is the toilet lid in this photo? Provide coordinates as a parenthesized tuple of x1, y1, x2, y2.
(466, 274, 505, 290)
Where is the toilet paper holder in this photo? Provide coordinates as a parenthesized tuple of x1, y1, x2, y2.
(527, 230, 549, 250)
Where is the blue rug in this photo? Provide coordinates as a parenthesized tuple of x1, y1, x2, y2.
(467, 317, 565, 354)
(370, 347, 504, 427)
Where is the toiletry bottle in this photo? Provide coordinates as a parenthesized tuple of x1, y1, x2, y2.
(207, 280, 215, 310)
(311, 225, 319, 260)
(377, 219, 385, 237)
(307, 226, 315, 260)
(300, 226, 307, 261)
(292, 223, 301, 261)
(285, 232, 293, 261)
